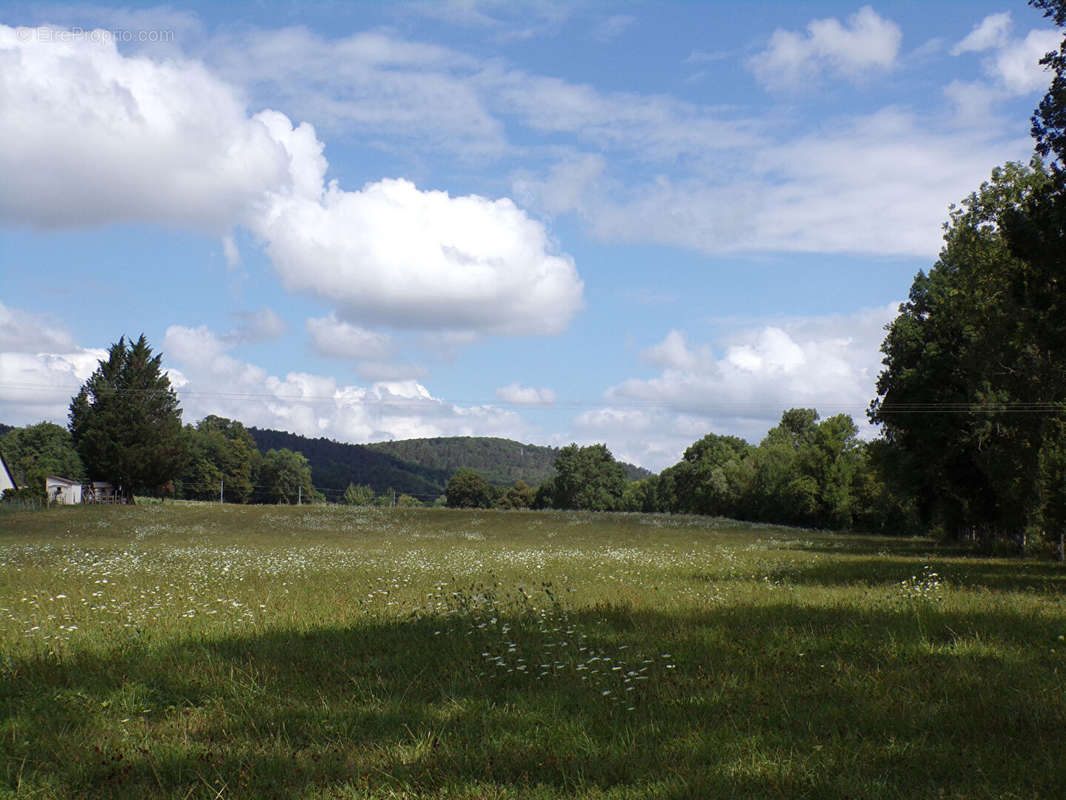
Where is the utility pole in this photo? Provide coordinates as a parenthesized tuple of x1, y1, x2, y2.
(220, 479, 224, 504)
(298, 485, 302, 505)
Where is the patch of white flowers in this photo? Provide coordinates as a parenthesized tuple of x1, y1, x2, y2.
(414, 581, 674, 712)
(898, 565, 945, 603)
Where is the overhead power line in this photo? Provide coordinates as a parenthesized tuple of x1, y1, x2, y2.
(4, 380, 1065, 414)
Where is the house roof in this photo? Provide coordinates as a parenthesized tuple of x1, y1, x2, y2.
(46, 475, 81, 486)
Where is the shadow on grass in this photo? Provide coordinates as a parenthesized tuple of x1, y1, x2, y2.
(2, 600, 1065, 799)
(767, 532, 964, 559)
(770, 554, 1066, 595)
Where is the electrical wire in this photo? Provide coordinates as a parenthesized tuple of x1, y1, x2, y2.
(8, 380, 1066, 413)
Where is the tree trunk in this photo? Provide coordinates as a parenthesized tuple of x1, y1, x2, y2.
(1058, 530, 1064, 562)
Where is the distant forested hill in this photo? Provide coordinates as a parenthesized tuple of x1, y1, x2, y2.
(367, 437, 559, 487)
(247, 429, 652, 501)
(369, 437, 652, 484)
(247, 428, 452, 502)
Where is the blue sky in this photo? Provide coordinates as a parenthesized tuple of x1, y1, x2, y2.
(0, 1, 1058, 470)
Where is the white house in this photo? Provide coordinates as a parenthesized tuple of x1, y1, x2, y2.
(0, 452, 16, 495)
(46, 476, 82, 505)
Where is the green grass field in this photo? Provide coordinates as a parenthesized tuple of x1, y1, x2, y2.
(1, 504, 1064, 799)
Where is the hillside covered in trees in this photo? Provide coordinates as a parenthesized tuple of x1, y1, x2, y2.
(248, 428, 452, 501)
(248, 430, 651, 501)
(368, 436, 652, 487)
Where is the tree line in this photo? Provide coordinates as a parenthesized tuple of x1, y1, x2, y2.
(866, 0, 1066, 554)
(1, 337, 318, 505)
(445, 415, 914, 536)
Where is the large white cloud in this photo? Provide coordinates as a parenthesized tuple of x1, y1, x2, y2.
(255, 170, 583, 334)
(4, 16, 1036, 270)
(0, 25, 291, 231)
(749, 6, 902, 90)
(0, 25, 585, 337)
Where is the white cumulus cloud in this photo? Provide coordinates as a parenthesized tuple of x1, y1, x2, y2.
(952, 12, 1013, 54)
(750, 6, 902, 89)
(257, 175, 583, 334)
(0, 351, 107, 425)
(0, 25, 291, 231)
(306, 315, 393, 361)
(992, 29, 1060, 93)
(495, 383, 557, 406)
(950, 13, 1059, 95)
(575, 304, 900, 471)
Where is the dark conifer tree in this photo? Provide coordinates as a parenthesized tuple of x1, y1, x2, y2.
(69, 335, 186, 501)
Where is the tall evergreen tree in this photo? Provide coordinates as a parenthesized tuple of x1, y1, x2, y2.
(69, 335, 186, 501)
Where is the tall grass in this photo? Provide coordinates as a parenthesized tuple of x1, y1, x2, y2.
(1, 504, 1064, 798)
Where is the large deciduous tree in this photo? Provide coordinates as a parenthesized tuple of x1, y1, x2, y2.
(69, 335, 186, 501)
(538, 443, 627, 511)
(180, 415, 258, 503)
(659, 433, 753, 518)
(445, 468, 491, 508)
(255, 448, 316, 504)
(254, 448, 315, 503)
(745, 409, 865, 529)
(870, 162, 1064, 544)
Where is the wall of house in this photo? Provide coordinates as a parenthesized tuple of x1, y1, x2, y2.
(46, 478, 82, 505)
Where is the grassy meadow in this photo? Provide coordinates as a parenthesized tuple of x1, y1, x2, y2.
(0, 503, 1064, 799)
